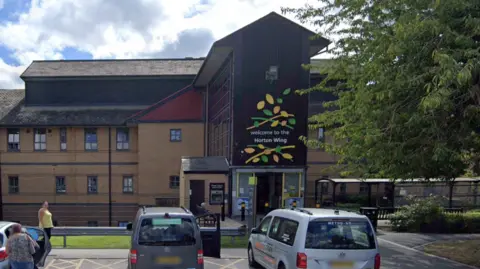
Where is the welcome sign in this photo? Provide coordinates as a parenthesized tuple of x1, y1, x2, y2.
(232, 87, 308, 166)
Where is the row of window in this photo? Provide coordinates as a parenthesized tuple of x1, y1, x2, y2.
(6, 128, 183, 151)
(319, 182, 370, 194)
(257, 215, 299, 246)
(7, 175, 180, 194)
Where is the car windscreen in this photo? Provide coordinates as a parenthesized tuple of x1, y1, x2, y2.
(137, 217, 196, 246)
(305, 219, 376, 249)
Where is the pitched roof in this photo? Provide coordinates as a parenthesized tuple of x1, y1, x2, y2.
(0, 100, 142, 126)
(182, 156, 230, 174)
(128, 85, 203, 122)
(0, 90, 25, 119)
(21, 58, 205, 78)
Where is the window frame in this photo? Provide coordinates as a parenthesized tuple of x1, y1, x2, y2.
(84, 128, 98, 151)
(8, 176, 19, 194)
(7, 128, 20, 152)
(318, 127, 325, 142)
(169, 129, 182, 142)
(55, 176, 66, 194)
(267, 217, 299, 246)
(87, 176, 98, 194)
(169, 176, 180, 189)
(116, 128, 130, 151)
(122, 175, 134, 193)
(33, 128, 47, 151)
(59, 128, 67, 151)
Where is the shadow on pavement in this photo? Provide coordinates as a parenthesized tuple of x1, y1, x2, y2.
(380, 240, 475, 269)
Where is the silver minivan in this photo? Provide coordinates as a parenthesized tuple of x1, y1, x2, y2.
(248, 208, 380, 269)
(127, 207, 204, 269)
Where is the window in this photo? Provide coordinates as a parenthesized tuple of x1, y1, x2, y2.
(118, 221, 129, 227)
(257, 216, 272, 235)
(123, 176, 133, 193)
(318, 127, 325, 142)
(87, 221, 98, 227)
(170, 129, 182, 142)
(87, 176, 98, 194)
(60, 128, 67, 151)
(8, 176, 19, 193)
(56, 176, 66, 193)
(169, 176, 180, 189)
(138, 217, 195, 246)
(116, 128, 129, 150)
(340, 183, 347, 194)
(305, 219, 376, 249)
(7, 129, 20, 151)
(268, 217, 298, 246)
(84, 128, 98, 151)
(34, 128, 47, 151)
(359, 183, 369, 194)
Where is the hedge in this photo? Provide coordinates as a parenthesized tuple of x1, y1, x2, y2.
(389, 195, 480, 233)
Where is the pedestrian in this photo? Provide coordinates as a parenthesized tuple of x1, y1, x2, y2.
(5, 224, 39, 269)
(38, 201, 53, 239)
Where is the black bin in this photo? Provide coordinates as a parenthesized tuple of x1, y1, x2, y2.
(360, 207, 379, 231)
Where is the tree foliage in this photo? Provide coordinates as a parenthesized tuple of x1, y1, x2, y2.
(283, 0, 480, 180)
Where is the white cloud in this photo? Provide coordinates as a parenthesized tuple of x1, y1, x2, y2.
(0, 0, 321, 88)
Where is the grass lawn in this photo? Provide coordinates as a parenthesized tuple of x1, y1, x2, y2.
(424, 240, 480, 267)
(50, 235, 248, 249)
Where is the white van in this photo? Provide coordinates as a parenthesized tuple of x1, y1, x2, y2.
(247, 208, 380, 269)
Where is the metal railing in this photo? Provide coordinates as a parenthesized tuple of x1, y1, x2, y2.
(51, 226, 247, 248)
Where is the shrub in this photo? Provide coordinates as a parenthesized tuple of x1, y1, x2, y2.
(389, 195, 445, 233)
(389, 196, 480, 233)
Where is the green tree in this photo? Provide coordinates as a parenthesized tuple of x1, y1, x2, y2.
(283, 1, 480, 181)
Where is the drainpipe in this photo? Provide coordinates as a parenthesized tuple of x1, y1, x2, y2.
(108, 127, 112, 226)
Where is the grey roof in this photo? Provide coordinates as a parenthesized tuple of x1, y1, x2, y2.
(0, 100, 142, 126)
(0, 90, 25, 119)
(21, 58, 205, 78)
(182, 156, 229, 174)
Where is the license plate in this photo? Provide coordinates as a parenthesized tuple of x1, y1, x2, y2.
(330, 261, 354, 268)
(156, 256, 181, 264)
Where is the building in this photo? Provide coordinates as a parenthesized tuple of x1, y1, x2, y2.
(0, 12, 390, 226)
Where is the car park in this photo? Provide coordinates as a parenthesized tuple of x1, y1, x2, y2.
(0, 221, 52, 269)
(126, 206, 204, 269)
(248, 208, 380, 269)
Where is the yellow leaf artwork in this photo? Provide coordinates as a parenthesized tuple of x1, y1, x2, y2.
(253, 158, 260, 163)
(258, 144, 265, 149)
(271, 120, 279, 127)
(281, 121, 287, 126)
(273, 154, 279, 163)
(282, 153, 293, 160)
(265, 94, 274, 105)
(273, 106, 280, 114)
(257, 101, 265, 110)
(244, 148, 255, 154)
(280, 111, 289, 117)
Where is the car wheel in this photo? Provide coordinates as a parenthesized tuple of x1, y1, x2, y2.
(248, 244, 260, 268)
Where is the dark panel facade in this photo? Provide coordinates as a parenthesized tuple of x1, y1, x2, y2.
(207, 55, 234, 158)
(25, 77, 194, 106)
(231, 15, 310, 166)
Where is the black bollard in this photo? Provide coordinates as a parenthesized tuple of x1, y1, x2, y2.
(240, 202, 246, 221)
(221, 204, 225, 221)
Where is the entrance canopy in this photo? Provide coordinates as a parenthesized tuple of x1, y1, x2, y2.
(181, 156, 229, 174)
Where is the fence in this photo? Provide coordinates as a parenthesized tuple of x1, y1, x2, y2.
(51, 226, 247, 248)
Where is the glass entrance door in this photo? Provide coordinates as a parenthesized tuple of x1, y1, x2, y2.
(233, 172, 255, 216)
(282, 172, 304, 208)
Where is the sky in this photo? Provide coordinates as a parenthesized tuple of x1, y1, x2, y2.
(0, 0, 324, 89)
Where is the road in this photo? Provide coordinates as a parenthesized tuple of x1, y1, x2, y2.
(44, 237, 477, 269)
